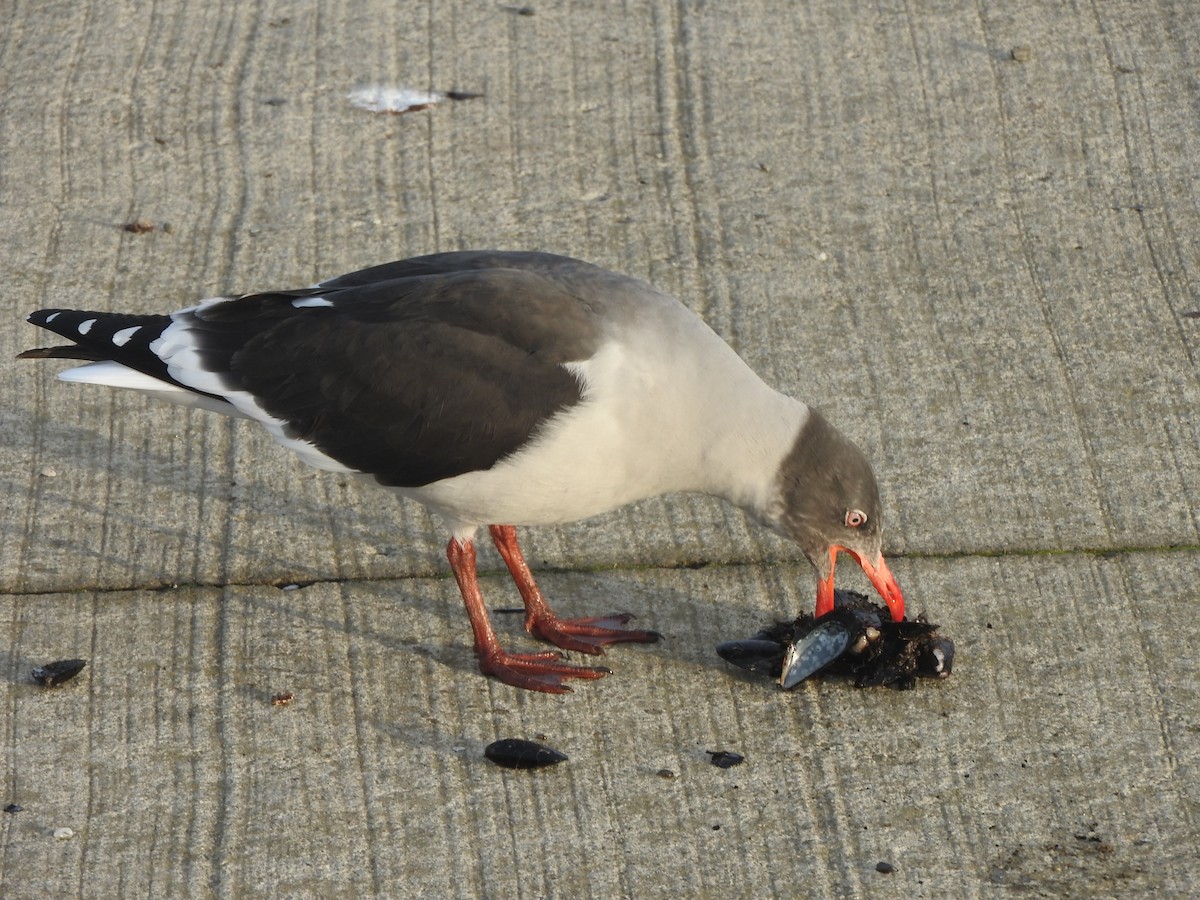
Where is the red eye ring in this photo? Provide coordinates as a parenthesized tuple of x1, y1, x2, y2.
(844, 509, 868, 528)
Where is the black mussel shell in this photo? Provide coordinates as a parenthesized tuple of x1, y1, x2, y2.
(32, 659, 87, 688)
(484, 738, 568, 770)
(721, 589, 955, 690)
(918, 638, 955, 679)
(706, 750, 745, 769)
(779, 617, 854, 688)
(715, 639, 787, 676)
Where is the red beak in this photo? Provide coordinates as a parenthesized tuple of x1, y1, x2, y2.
(815, 546, 906, 622)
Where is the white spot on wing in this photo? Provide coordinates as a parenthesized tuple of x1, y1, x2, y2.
(347, 85, 444, 114)
(78, 318, 96, 335)
(111, 326, 141, 346)
(292, 296, 334, 309)
(44, 312, 61, 323)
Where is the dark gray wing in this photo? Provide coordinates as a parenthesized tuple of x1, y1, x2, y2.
(194, 264, 602, 487)
(313, 250, 604, 292)
(21, 253, 611, 488)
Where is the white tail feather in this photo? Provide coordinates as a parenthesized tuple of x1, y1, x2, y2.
(58, 360, 171, 390)
(56, 361, 246, 418)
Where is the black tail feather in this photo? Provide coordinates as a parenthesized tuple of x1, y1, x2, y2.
(16, 345, 110, 362)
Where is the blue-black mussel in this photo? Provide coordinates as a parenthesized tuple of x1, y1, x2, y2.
(31, 658, 87, 688)
(484, 738, 568, 769)
(716, 590, 953, 690)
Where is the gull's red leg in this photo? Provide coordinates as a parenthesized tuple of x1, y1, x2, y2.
(488, 524, 663, 654)
(446, 536, 610, 693)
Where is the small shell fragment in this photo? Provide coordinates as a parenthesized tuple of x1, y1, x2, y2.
(53, 827, 75, 840)
(121, 219, 157, 234)
(484, 738, 568, 770)
(348, 86, 445, 114)
(919, 638, 955, 679)
(705, 750, 744, 769)
(347, 85, 482, 115)
(32, 658, 87, 687)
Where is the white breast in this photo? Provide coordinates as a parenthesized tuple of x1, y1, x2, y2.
(400, 302, 808, 538)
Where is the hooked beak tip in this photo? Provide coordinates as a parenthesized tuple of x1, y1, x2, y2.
(862, 554, 906, 622)
(821, 547, 907, 622)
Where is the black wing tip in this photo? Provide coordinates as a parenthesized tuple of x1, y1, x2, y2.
(21, 309, 177, 376)
(25, 308, 96, 336)
(21, 309, 81, 360)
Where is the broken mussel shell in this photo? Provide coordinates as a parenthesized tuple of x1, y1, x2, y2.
(717, 590, 954, 690)
(31, 658, 87, 688)
(484, 738, 568, 770)
(705, 750, 745, 769)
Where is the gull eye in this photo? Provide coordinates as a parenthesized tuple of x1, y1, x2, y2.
(844, 509, 868, 529)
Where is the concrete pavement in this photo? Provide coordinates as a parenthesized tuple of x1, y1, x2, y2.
(1, 1, 1197, 896)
